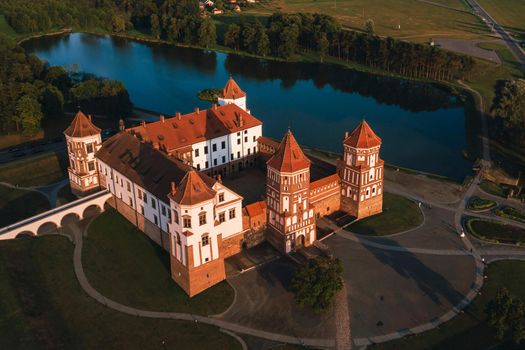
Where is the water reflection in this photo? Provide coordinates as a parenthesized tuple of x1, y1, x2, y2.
(23, 33, 475, 179)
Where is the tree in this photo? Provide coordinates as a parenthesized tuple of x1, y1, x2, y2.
(214, 0, 224, 10)
(365, 19, 375, 35)
(492, 79, 525, 128)
(486, 287, 525, 344)
(254, 21, 269, 56)
(15, 95, 43, 135)
(41, 85, 64, 117)
(150, 14, 161, 39)
(112, 14, 126, 32)
(289, 256, 343, 312)
(224, 23, 241, 50)
(197, 17, 216, 48)
(315, 32, 329, 62)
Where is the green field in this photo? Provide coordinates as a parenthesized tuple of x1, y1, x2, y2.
(476, 0, 525, 37)
(0, 151, 68, 187)
(257, 0, 490, 41)
(0, 236, 241, 349)
(0, 186, 50, 227)
(0, 15, 16, 38)
(373, 260, 525, 350)
(346, 192, 423, 236)
(83, 210, 235, 314)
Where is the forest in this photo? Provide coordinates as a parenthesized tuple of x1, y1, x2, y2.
(0, 34, 131, 135)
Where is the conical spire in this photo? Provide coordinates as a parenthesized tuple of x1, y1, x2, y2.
(344, 120, 381, 149)
(267, 130, 310, 172)
(64, 110, 101, 138)
(221, 77, 246, 99)
(171, 170, 216, 205)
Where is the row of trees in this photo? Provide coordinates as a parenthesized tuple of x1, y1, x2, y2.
(490, 79, 525, 150)
(0, 34, 131, 135)
(224, 13, 475, 80)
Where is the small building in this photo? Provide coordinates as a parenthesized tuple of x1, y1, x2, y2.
(212, 8, 223, 14)
(218, 77, 247, 111)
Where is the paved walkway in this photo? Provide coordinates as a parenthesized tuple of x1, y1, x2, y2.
(0, 178, 69, 208)
(69, 220, 335, 348)
(334, 284, 352, 350)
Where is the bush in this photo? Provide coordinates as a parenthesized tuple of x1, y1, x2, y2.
(467, 196, 497, 211)
(495, 206, 525, 224)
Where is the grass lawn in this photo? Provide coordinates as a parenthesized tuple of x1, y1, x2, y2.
(0, 151, 68, 187)
(83, 209, 234, 314)
(495, 205, 525, 224)
(56, 184, 77, 206)
(0, 15, 17, 39)
(466, 218, 525, 244)
(259, 0, 489, 42)
(478, 41, 521, 67)
(476, 0, 525, 37)
(479, 180, 508, 198)
(466, 196, 497, 211)
(0, 185, 50, 227)
(346, 192, 423, 236)
(372, 260, 525, 350)
(0, 236, 241, 350)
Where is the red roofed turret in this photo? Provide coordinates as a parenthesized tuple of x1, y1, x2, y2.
(221, 77, 246, 99)
(171, 170, 216, 205)
(64, 111, 101, 138)
(267, 130, 310, 173)
(344, 120, 381, 149)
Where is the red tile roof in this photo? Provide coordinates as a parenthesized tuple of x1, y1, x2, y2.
(127, 104, 262, 152)
(344, 120, 381, 149)
(267, 130, 311, 173)
(309, 173, 340, 192)
(244, 200, 266, 218)
(221, 77, 246, 99)
(64, 111, 101, 138)
(96, 132, 215, 202)
(171, 170, 216, 205)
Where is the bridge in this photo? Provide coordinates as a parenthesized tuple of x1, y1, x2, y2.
(0, 190, 113, 240)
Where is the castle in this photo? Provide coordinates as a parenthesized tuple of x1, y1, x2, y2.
(64, 78, 384, 297)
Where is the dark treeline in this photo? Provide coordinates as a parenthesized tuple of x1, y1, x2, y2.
(490, 79, 525, 150)
(2, 1, 475, 82)
(0, 34, 131, 135)
(1, 0, 217, 48)
(224, 54, 461, 113)
(224, 13, 475, 81)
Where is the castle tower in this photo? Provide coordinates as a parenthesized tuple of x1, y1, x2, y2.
(265, 130, 316, 253)
(168, 170, 226, 297)
(339, 120, 384, 219)
(217, 77, 247, 111)
(64, 111, 102, 196)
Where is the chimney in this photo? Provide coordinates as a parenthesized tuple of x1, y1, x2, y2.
(88, 114, 92, 122)
(194, 107, 200, 114)
(217, 174, 222, 183)
(119, 118, 125, 131)
(176, 112, 181, 120)
(212, 103, 217, 110)
(344, 131, 349, 139)
(171, 181, 177, 196)
(160, 115, 165, 122)
(141, 120, 146, 127)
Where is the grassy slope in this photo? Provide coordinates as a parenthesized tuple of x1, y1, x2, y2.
(258, 0, 489, 41)
(0, 236, 241, 349)
(346, 192, 423, 236)
(83, 210, 235, 314)
(0, 151, 68, 187)
(0, 186, 50, 227)
(476, 0, 525, 36)
(373, 261, 525, 350)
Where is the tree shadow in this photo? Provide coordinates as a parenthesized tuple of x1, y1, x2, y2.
(354, 235, 467, 306)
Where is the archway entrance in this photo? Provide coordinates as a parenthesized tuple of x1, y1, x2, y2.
(295, 234, 305, 249)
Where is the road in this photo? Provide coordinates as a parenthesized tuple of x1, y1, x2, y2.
(465, 0, 525, 65)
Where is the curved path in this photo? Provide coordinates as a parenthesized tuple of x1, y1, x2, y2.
(69, 221, 335, 349)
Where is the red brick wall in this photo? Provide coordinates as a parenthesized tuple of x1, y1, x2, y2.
(222, 232, 244, 258)
(311, 192, 341, 218)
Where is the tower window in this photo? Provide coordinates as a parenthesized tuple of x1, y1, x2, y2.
(202, 235, 209, 246)
(88, 161, 95, 171)
(183, 217, 191, 228)
(86, 143, 94, 153)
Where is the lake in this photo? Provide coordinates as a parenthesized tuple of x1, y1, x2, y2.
(24, 33, 476, 180)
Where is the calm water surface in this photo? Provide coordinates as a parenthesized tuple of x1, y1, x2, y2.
(24, 33, 475, 179)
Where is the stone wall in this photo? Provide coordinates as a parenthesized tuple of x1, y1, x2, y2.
(222, 232, 244, 258)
